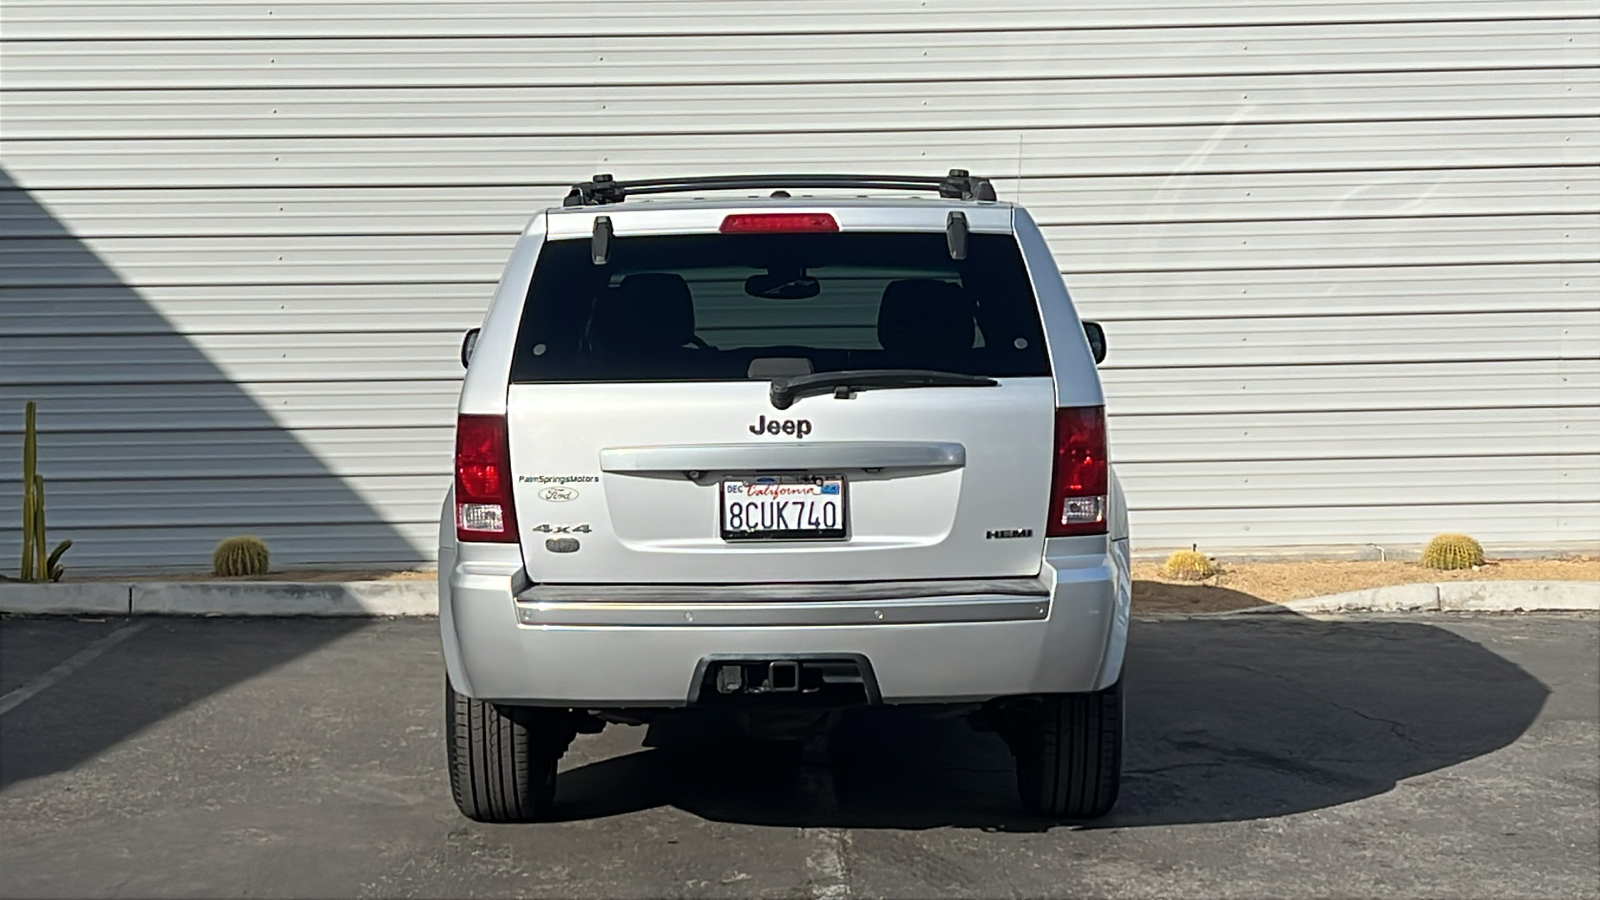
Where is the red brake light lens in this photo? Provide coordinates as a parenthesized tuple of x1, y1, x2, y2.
(1047, 406, 1109, 537)
(455, 414, 519, 543)
(719, 213, 839, 233)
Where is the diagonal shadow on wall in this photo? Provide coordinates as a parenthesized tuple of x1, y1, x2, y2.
(0, 165, 425, 789)
(0, 164, 428, 571)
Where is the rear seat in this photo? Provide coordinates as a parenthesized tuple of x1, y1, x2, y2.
(874, 278, 977, 369)
(588, 273, 715, 376)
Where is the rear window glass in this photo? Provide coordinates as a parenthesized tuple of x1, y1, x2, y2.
(508, 231, 1051, 383)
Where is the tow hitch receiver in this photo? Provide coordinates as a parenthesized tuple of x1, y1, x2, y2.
(717, 660, 800, 694)
(693, 656, 879, 707)
(766, 661, 799, 692)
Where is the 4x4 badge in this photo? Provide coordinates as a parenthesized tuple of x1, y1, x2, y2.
(530, 523, 592, 534)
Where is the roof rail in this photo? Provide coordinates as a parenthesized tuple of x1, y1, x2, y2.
(562, 169, 998, 207)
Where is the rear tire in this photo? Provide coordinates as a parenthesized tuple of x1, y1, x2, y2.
(1011, 679, 1123, 819)
(446, 678, 574, 822)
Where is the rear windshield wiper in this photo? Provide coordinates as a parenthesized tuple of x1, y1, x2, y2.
(768, 369, 998, 410)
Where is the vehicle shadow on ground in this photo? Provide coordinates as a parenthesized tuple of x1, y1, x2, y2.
(551, 613, 1549, 830)
(1130, 578, 1275, 614)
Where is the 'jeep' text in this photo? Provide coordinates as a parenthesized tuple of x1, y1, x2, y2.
(748, 416, 813, 438)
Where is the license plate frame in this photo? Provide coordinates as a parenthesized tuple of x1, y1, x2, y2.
(720, 474, 847, 542)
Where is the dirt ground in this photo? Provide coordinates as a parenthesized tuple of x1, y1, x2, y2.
(1133, 556, 1600, 614)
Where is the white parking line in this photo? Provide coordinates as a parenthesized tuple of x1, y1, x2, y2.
(0, 621, 149, 716)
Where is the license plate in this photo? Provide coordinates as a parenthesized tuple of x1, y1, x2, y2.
(720, 475, 846, 541)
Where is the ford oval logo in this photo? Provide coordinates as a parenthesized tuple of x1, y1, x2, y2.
(538, 486, 579, 502)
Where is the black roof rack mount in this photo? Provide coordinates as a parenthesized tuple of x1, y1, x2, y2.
(563, 169, 998, 207)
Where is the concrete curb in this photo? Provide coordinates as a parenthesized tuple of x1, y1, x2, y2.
(0, 581, 437, 617)
(1, 578, 1593, 618)
(132, 581, 438, 616)
(0, 582, 131, 615)
(1437, 580, 1599, 611)
(1228, 580, 1598, 616)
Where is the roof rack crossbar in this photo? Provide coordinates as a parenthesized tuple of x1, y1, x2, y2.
(563, 170, 997, 207)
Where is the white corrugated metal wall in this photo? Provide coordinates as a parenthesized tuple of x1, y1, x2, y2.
(2, 1, 1597, 570)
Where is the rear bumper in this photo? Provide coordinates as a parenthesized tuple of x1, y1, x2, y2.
(441, 536, 1130, 706)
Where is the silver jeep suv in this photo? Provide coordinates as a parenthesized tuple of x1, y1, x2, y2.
(438, 171, 1130, 822)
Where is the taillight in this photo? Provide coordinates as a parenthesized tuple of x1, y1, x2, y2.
(455, 414, 519, 543)
(719, 213, 839, 233)
(1047, 406, 1108, 537)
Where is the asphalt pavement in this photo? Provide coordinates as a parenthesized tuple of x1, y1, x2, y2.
(1, 612, 1595, 899)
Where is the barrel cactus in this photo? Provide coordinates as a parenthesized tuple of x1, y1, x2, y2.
(1162, 548, 1217, 581)
(213, 535, 270, 577)
(1420, 533, 1484, 570)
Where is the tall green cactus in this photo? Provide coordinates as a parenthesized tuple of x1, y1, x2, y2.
(21, 402, 36, 581)
(18, 401, 71, 583)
